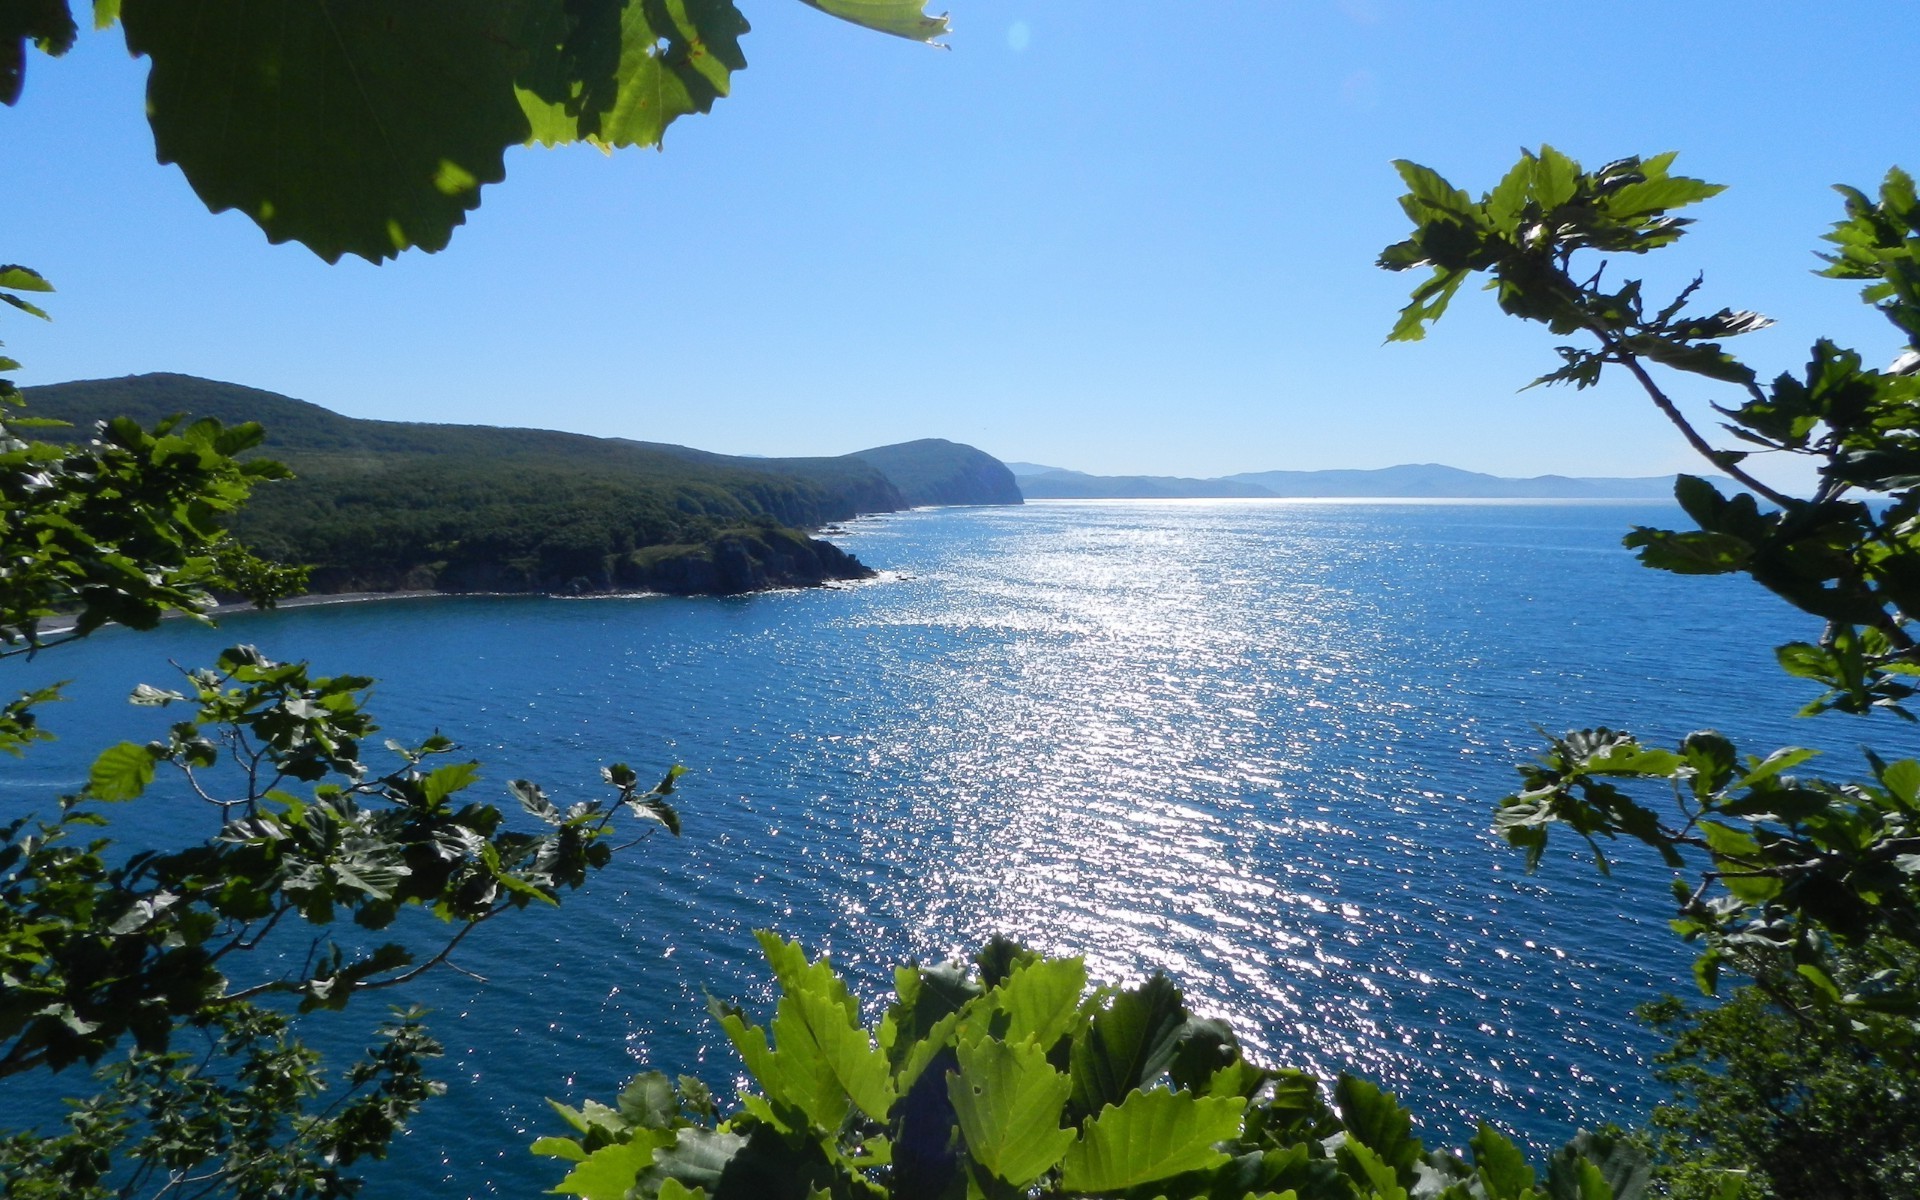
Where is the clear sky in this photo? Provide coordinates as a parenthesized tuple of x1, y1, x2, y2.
(3, 2, 1912, 484)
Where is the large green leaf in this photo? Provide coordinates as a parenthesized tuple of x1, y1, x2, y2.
(121, 0, 540, 263)
(991, 954, 1086, 1051)
(517, 0, 749, 150)
(617, 1071, 681, 1129)
(1471, 1125, 1539, 1200)
(758, 933, 895, 1122)
(636, 1125, 831, 1199)
(88, 740, 156, 801)
(1333, 1075, 1423, 1182)
(710, 934, 894, 1130)
(946, 1034, 1075, 1189)
(1058, 1087, 1246, 1192)
(796, 0, 947, 42)
(1546, 1131, 1649, 1200)
(1068, 972, 1190, 1117)
(551, 1130, 674, 1200)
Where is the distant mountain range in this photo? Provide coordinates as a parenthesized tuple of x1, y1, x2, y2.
(1008, 461, 1718, 500)
(24, 373, 1020, 597)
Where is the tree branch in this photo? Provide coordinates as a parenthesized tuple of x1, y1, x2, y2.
(1588, 321, 1798, 508)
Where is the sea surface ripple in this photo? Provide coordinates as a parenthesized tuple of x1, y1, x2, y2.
(3, 500, 1856, 1194)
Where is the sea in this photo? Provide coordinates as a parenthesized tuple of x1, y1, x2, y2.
(1, 499, 1876, 1194)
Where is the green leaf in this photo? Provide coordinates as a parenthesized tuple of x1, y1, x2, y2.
(1729, 747, 1819, 791)
(759, 933, 895, 1122)
(617, 1071, 680, 1129)
(1333, 1075, 1422, 1177)
(552, 1132, 673, 1200)
(946, 1034, 1076, 1189)
(1602, 175, 1725, 219)
(1069, 973, 1191, 1117)
(517, 0, 751, 151)
(1697, 820, 1760, 862)
(1547, 1131, 1648, 1200)
(629, 797, 681, 836)
(1471, 1124, 1537, 1199)
(1533, 145, 1580, 211)
(1796, 962, 1843, 1002)
(710, 934, 893, 1131)
(1879, 758, 1920, 809)
(121, 0, 540, 262)
(634, 1128, 743, 1197)
(1336, 1137, 1409, 1200)
(795, 0, 948, 42)
(88, 740, 156, 801)
(1058, 1087, 1246, 1192)
(0, 293, 48, 320)
(422, 761, 481, 804)
(992, 954, 1086, 1051)
(0, 266, 53, 292)
(530, 1136, 589, 1161)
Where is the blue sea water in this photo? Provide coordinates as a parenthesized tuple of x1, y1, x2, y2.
(2, 499, 1874, 1194)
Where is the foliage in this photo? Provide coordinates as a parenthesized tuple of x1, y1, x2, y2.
(1381, 148, 1920, 1001)
(1, 1005, 445, 1200)
(1634, 964, 1920, 1200)
(0, 624, 685, 1196)
(1383, 150, 1920, 1193)
(5, 0, 949, 263)
(1, 280, 682, 1195)
(534, 933, 1663, 1200)
(1, 641, 684, 1079)
(1, 271, 304, 753)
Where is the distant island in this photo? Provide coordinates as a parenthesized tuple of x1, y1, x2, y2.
(25, 374, 1021, 598)
(1008, 461, 1722, 500)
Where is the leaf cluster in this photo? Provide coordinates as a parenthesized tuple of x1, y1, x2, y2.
(1, 399, 305, 657)
(1382, 151, 1920, 1193)
(0, 1004, 446, 1200)
(1, 641, 681, 1081)
(1383, 149, 1920, 990)
(1633, 965, 1920, 1200)
(1497, 727, 1920, 1022)
(535, 934, 1662, 1200)
(7, 0, 950, 263)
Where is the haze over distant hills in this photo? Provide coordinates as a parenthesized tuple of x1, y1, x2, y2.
(25, 373, 1019, 596)
(1008, 461, 1720, 500)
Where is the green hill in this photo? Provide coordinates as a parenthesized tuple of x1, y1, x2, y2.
(849, 439, 1022, 507)
(23, 374, 1017, 596)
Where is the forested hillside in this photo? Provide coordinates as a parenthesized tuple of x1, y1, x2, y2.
(24, 374, 1016, 595)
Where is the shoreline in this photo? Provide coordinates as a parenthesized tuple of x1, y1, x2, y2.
(40, 572, 903, 640)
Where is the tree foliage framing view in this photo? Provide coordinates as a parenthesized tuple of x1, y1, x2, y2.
(1380, 147, 1920, 1198)
(4, 2, 1920, 1196)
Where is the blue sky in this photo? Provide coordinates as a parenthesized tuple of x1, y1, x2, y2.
(3, 2, 1912, 483)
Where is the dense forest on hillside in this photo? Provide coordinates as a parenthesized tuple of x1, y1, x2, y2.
(24, 374, 1018, 595)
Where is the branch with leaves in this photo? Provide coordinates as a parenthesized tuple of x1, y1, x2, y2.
(1, 643, 683, 1081)
(1382, 150, 1920, 1054)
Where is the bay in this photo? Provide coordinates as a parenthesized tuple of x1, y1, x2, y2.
(3, 499, 1853, 1194)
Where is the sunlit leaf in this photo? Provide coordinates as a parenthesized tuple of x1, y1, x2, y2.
(1058, 1087, 1245, 1192)
(946, 1034, 1075, 1188)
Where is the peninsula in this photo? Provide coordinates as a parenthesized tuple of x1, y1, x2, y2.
(24, 374, 1021, 597)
